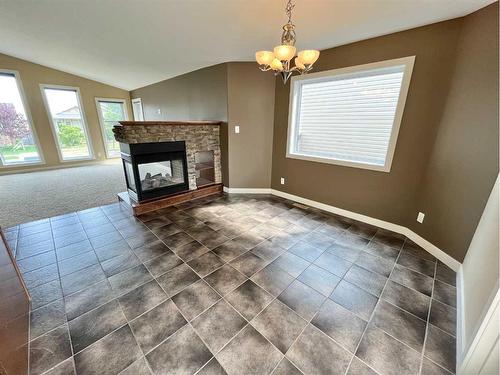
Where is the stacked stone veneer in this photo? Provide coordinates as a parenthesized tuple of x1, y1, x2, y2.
(113, 122, 222, 191)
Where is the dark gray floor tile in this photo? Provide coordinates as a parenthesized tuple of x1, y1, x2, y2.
(288, 241, 324, 262)
(130, 299, 187, 353)
(144, 217, 173, 231)
(226, 280, 274, 320)
(55, 231, 88, 249)
(216, 325, 282, 375)
(372, 229, 406, 249)
(429, 299, 457, 336)
(272, 252, 310, 278)
(108, 264, 153, 296)
(347, 222, 378, 239)
(356, 325, 421, 375)
(174, 240, 211, 262)
(120, 357, 152, 375)
(125, 231, 158, 249)
(330, 280, 378, 321)
(30, 299, 67, 339)
(381, 280, 430, 320)
(371, 300, 426, 352)
(213, 241, 248, 262)
(30, 324, 72, 375)
(365, 241, 400, 261)
(163, 231, 195, 250)
(287, 324, 351, 375)
(88, 230, 122, 249)
(65, 280, 114, 320)
(192, 299, 247, 354)
(16, 239, 54, 260)
(436, 262, 456, 287)
(312, 299, 366, 352)
(58, 251, 98, 277)
(297, 264, 340, 296)
(251, 240, 286, 262)
(19, 223, 51, 238)
(231, 232, 266, 250)
(347, 357, 378, 375)
(30, 279, 63, 310)
(143, 250, 182, 277)
(397, 252, 435, 278)
(42, 357, 76, 375)
(18, 230, 53, 247)
(101, 250, 142, 277)
(390, 264, 433, 297)
(198, 358, 228, 375)
(424, 325, 456, 373)
(314, 251, 352, 277)
(433, 280, 457, 308)
(230, 251, 269, 277)
(251, 263, 294, 297)
(402, 241, 437, 262)
(94, 239, 131, 262)
(18, 250, 57, 274)
(74, 324, 141, 375)
(278, 280, 325, 320)
(268, 231, 302, 250)
(272, 358, 302, 375)
(335, 231, 370, 248)
(132, 240, 170, 262)
(188, 251, 225, 277)
(69, 300, 127, 353)
(146, 324, 212, 375)
(421, 358, 453, 375)
(199, 232, 231, 249)
(172, 279, 221, 321)
(24, 263, 59, 289)
(326, 243, 362, 263)
(56, 240, 93, 261)
(118, 279, 167, 321)
(204, 264, 247, 296)
(355, 252, 394, 277)
(156, 263, 200, 297)
(252, 300, 307, 354)
(344, 265, 387, 297)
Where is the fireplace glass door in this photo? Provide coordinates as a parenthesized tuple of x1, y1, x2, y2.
(138, 159, 186, 192)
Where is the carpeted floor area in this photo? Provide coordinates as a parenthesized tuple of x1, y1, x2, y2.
(0, 159, 126, 228)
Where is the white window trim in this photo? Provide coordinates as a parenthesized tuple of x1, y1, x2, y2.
(40, 84, 94, 162)
(131, 98, 144, 121)
(286, 56, 415, 172)
(0, 69, 45, 168)
(95, 97, 129, 158)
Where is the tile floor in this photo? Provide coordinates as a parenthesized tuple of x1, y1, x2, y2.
(5, 193, 457, 375)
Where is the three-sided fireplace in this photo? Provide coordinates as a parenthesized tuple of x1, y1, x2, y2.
(119, 141, 189, 202)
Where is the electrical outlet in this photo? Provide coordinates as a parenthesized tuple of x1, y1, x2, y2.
(280, 177, 285, 185)
(157, 108, 161, 115)
(235, 125, 240, 134)
(417, 212, 425, 223)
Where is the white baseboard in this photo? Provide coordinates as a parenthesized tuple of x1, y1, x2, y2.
(223, 187, 460, 271)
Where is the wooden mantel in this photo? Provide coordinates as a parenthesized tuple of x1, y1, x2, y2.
(116, 120, 222, 127)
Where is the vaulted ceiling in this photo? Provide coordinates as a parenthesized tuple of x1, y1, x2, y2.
(0, 0, 494, 90)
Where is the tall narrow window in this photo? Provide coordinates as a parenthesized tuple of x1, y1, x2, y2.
(0, 71, 43, 166)
(41, 85, 93, 161)
(96, 98, 128, 158)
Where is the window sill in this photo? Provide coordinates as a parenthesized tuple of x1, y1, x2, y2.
(285, 152, 391, 172)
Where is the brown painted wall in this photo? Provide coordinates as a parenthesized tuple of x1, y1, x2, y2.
(411, 3, 499, 261)
(226, 63, 275, 188)
(272, 18, 463, 225)
(0, 53, 132, 173)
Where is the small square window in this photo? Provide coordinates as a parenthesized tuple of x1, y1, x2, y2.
(287, 56, 415, 172)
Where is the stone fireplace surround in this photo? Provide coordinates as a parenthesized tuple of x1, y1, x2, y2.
(113, 121, 222, 191)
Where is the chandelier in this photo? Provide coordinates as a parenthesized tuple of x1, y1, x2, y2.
(255, 0, 320, 84)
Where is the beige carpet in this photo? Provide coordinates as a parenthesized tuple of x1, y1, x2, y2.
(0, 159, 127, 228)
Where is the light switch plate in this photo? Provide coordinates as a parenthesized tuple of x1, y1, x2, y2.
(235, 125, 240, 134)
(417, 212, 425, 223)
(280, 177, 285, 185)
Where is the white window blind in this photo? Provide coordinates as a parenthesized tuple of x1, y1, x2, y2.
(287, 57, 414, 172)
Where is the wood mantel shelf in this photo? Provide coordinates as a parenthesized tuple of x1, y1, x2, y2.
(116, 120, 223, 127)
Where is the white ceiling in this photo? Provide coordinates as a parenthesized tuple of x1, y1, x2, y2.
(0, 0, 494, 91)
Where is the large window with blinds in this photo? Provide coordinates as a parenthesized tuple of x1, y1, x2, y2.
(287, 56, 415, 172)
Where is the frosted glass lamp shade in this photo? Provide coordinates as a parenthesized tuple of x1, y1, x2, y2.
(294, 57, 305, 70)
(270, 58, 284, 71)
(274, 45, 297, 61)
(298, 50, 320, 65)
(255, 51, 275, 66)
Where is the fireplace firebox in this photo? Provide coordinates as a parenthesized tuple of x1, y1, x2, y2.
(119, 141, 189, 202)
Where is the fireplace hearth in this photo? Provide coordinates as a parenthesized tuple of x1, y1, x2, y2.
(120, 141, 189, 202)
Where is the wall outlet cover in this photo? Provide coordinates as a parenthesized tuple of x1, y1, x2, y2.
(417, 212, 425, 223)
(235, 125, 240, 134)
(280, 177, 285, 185)
(157, 108, 161, 114)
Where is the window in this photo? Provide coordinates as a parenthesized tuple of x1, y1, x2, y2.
(41, 85, 93, 161)
(0, 70, 43, 166)
(132, 98, 144, 121)
(95, 98, 128, 158)
(287, 56, 415, 172)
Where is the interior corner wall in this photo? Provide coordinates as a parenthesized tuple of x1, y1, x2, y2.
(410, 2, 499, 262)
(226, 62, 275, 189)
(0, 53, 132, 174)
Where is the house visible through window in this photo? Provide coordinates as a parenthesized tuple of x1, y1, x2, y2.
(287, 56, 415, 172)
(0, 71, 42, 166)
(41, 85, 93, 161)
(96, 98, 128, 158)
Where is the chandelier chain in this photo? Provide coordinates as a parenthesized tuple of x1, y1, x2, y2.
(285, 0, 295, 24)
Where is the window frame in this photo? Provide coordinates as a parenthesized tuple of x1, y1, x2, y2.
(40, 84, 94, 162)
(95, 97, 129, 158)
(131, 98, 144, 121)
(0, 69, 45, 168)
(286, 56, 415, 172)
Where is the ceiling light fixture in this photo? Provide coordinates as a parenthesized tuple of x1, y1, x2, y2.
(255, 0, 320, 84)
